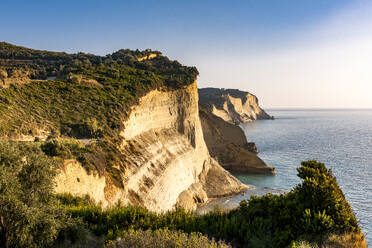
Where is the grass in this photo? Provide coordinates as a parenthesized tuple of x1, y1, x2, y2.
(292, 232, 367, 248)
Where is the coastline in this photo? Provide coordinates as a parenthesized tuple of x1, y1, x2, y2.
(196, 183, 285, 215)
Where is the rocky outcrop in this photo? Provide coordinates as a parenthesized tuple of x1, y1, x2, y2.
(199, 105, 275, 174)
(198, 88, 273, 125)
(55, 82, 246, 212)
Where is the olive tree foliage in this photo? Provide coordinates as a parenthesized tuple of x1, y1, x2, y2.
(0, 141, 64, 248)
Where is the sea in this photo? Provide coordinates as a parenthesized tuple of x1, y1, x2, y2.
(235, 109, 372, 245)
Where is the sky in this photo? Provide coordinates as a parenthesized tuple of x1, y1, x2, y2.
(1, 0, 372, 108)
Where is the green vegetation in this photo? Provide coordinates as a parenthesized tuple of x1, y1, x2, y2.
(0, 42, 197, 87)
(291, 232, 367, 248)
(57, 160, 362, 247)
(0, 42, 198, 139)
(0, 140, 78, 248)
(41, 138, 91, 159)
(0, 139, 364, 247)
(107, 228, 231, 248)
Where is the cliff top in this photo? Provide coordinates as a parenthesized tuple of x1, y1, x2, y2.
(198, 87, 272, 123)
(198, 87, 258, 106)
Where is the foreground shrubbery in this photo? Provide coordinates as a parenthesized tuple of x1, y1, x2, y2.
(107, 229, 231, 248)
(0, 141, 79, 248)
(0, 140, 365, 247)
(291, 232, 367, 248)
(60, 160, 363, 247)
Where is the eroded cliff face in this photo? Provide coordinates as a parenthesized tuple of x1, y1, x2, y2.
(198, 88, 273, 124)
(199, 105, 275, 174)
(55, 82, 246, 212)
(198, 87, 274, 174)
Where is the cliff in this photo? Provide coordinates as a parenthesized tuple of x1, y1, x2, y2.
(55, 82, 245, 211)
(198, 87, 275, 173)
(0, 43, 245, 212)
(198, 88, 273, 124)
(199, 105, 275, 173)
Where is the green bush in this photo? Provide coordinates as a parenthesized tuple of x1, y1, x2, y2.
(107, 228, 231, 248)
(229, 160, 360, 246)
(40, 138, 91, 159)
(0, 140, 67, 248)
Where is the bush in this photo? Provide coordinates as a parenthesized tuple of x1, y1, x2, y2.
(41, 138, 73, 158)
(295, 160, 359, 233)
(107, 228, 231, 248)
(291, 232, 367, 248)
(231, 160, 360, 246)
(0, 140, 65, 247)
(40, 137, 92, 162)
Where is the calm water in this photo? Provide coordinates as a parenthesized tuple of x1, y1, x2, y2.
(236, 109, 372, 244)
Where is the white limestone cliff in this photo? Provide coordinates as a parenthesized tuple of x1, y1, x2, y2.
(55, 82, 246, 212)
(198, 88, 273, 124)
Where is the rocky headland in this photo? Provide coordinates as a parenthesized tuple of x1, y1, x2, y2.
(198, 87, 275, 173)
(199, 87, 273, 124)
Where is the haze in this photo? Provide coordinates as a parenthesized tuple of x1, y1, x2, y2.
(1, 0, 371, 108)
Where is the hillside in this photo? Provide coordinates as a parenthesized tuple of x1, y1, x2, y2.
(0, 42, 197, 138)
(0, 43, 245, 211)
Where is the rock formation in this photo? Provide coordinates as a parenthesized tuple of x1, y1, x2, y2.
(198, 88, 273, 124)
(55, 82, 246, 212)
(199, 105, 275, 174)
(198, 87, 275, 174)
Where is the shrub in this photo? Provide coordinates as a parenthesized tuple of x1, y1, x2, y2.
(295, 160, 359, 233)
(41, 138, 73, 158)
(291, 232, 367, 248)
(107, 228, 231, 248)
(41, 138, 92, 161)
(0, 140, 64, 247)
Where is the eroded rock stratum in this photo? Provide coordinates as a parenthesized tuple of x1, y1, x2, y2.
(198, 87, 275, 174)
(199, 87, 273, 124)
(55, 82, 246, 211)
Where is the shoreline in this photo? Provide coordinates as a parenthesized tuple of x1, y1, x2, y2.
(196, 183, 286, 215)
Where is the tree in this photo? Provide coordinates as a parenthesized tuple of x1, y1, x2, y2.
(295, 160, 359, 233)
(0, 141, 64, 248)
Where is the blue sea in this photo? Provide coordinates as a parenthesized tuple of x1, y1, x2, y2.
(236, 109, 372, 244)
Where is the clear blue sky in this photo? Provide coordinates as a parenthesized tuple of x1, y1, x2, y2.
(2, 0, 372, 108)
